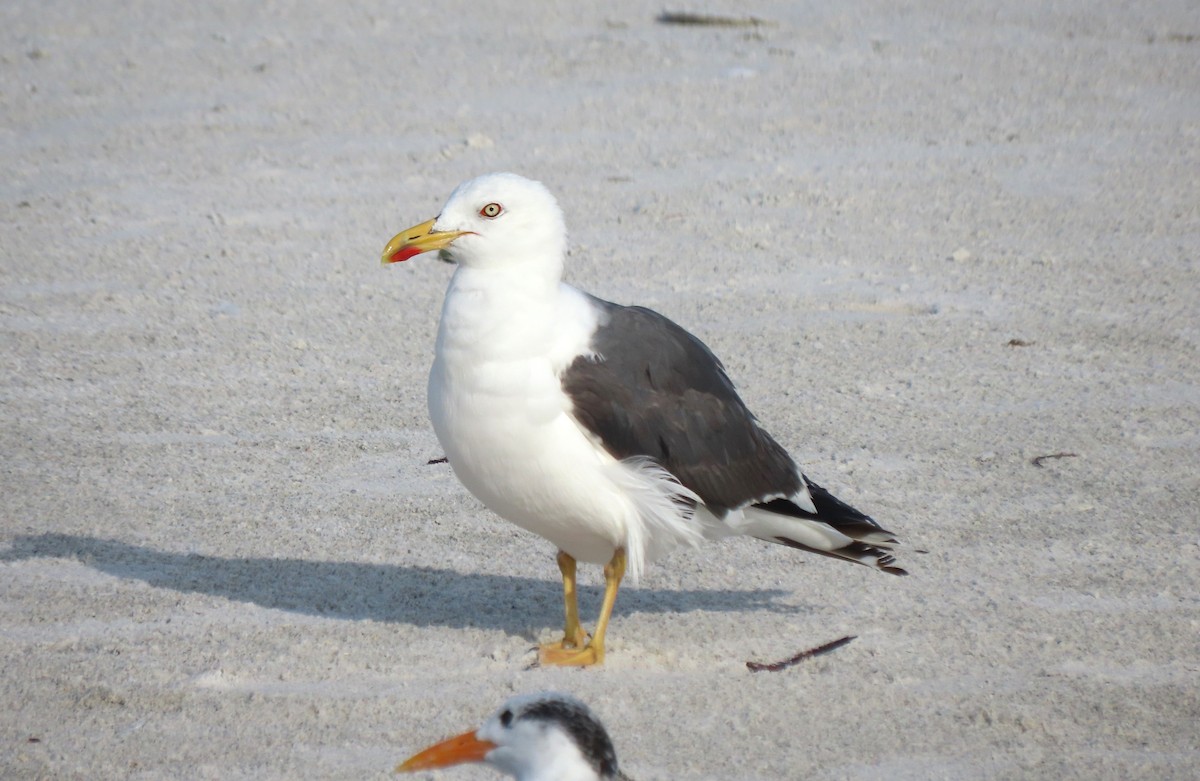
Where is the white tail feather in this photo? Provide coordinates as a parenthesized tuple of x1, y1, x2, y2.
(736, 505, 854, 551)
(605, 457, 702, 582)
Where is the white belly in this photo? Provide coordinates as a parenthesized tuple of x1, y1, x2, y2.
(429, 352, 629, 565)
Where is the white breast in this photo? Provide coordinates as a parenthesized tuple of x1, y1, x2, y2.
(428, 270, 629, 564)
(427, 268, 708, 577)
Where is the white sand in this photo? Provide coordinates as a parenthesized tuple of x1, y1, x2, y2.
(3, 1, 1198, 779)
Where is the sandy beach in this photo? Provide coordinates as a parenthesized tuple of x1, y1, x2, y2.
(3, 1, 1198, 778)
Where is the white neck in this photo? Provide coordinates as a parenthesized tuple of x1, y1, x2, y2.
(435, 263, 563, 362)
(491, 728, 603, 781)
(519, 759, 601, 781)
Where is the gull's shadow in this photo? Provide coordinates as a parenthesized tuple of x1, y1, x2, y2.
(1, 534, 802, 631)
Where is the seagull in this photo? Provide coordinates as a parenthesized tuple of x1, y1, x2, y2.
(396, 691, 633, 781)
(382, 172, 906, 666)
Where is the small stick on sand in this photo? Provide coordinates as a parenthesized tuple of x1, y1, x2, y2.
(657, 11, 774, 27)
(746, 635, 856, 673)
(1031, 452, 1077, 468)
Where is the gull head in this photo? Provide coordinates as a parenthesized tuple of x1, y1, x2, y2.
(382, 172, 567, 272)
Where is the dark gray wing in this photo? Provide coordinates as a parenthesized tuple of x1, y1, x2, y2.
(561, 295, 801, 513)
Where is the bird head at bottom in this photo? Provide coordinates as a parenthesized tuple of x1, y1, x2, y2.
(396, 691, 629, 781)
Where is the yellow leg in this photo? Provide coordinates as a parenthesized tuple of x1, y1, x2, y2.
(538, 551, 587, 654)
(539, 548, 626, 667)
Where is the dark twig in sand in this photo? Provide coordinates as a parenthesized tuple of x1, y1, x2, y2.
(1031, 452, 1077, 468)
(657, 11, 774, 27)
(746, 635, 856, 672)
(1006, 338, 1034, 347)
(426, 456, 448, 465)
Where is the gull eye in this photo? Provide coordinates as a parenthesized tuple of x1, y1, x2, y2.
(499, 709, 513, 727)
(480, 202, 503, 218)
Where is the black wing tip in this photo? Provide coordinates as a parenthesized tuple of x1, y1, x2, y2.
(773, 536, 909, 575)
(755, 496, 901, 545)
(872, 549, 908, 575)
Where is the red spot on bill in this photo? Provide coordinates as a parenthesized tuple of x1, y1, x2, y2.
(388, 245, 427, 263)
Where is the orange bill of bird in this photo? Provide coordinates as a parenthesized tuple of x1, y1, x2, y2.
(395, 728, 497, 773)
